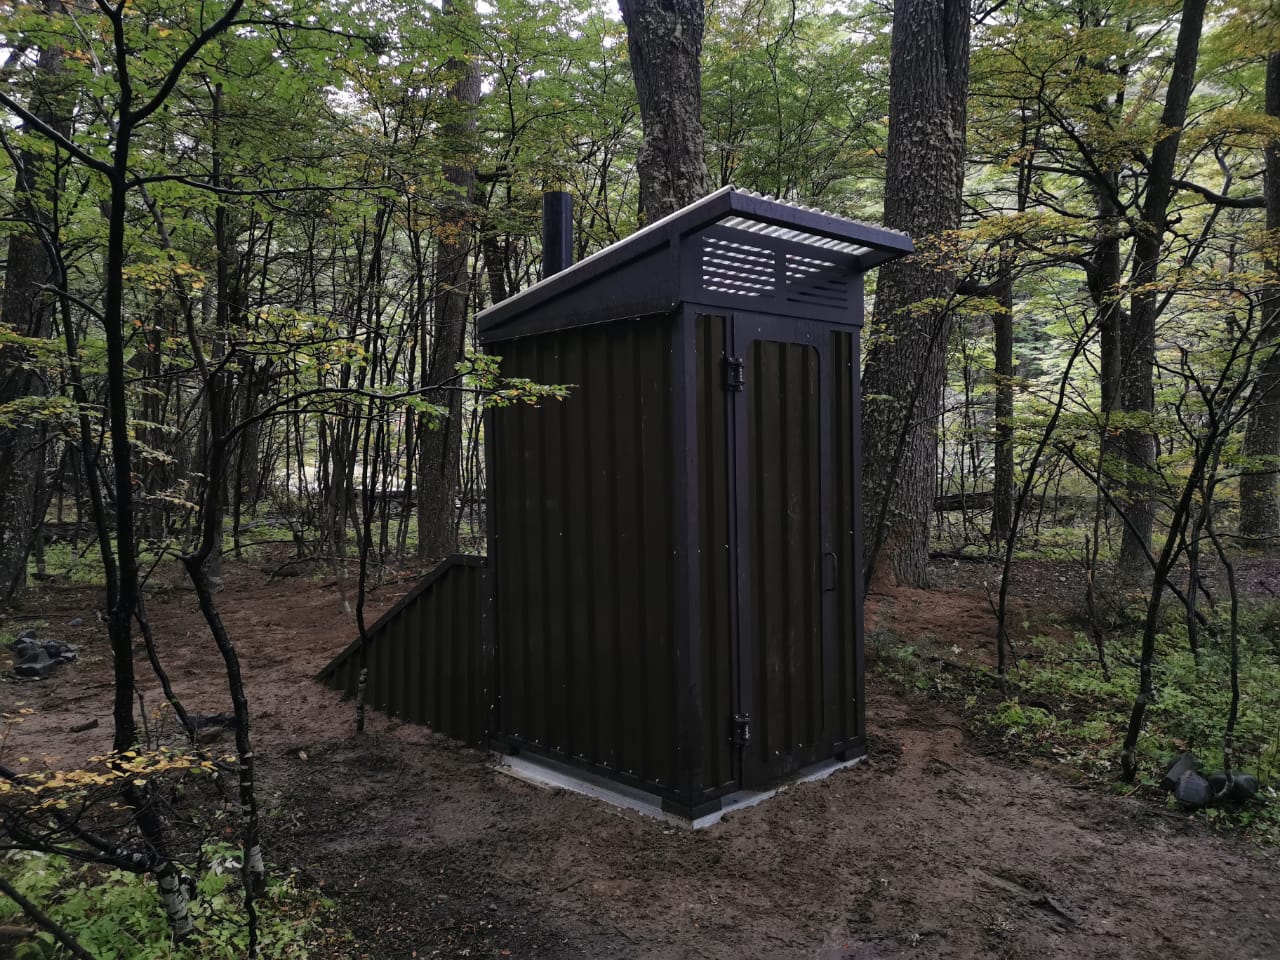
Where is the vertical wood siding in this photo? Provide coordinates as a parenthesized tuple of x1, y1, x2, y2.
(743, 339, 826, 780)
(316, 557, 491, 747)
(488, 317, 683, 792)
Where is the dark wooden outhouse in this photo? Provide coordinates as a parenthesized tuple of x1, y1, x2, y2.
(320, 187, 912, 818)
(477, 187, 912, 817)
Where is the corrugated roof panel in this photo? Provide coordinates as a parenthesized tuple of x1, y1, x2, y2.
(477, 186, 737, 326)
(478, 186, 913, 340)
(719, 215, 869, 254)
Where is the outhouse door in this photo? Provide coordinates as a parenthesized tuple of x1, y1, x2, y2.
(726, 313, 837, 789)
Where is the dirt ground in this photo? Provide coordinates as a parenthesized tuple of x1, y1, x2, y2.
(3, 560, 1279, 960)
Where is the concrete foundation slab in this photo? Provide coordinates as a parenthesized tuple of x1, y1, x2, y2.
(497, 753, 865, 829)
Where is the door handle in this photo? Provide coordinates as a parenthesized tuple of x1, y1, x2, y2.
(822, 551, 837, 592)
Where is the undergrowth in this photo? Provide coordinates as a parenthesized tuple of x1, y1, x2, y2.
(869, 600, 1280, 846)
(25, 518, 314, 588)
(0, 846, 343, 959)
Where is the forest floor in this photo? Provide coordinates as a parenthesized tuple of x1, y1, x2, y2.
(3, 557, 1279, 960)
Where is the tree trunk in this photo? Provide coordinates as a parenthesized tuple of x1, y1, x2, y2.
(990, 254, 1015, 543)
(860, 0, 970, 588)
(1090, 175, 1126, 418)
(1117, 0, 1207, 576)
(481, 229, 509, 305)
(205, 81, 235, 590)
(618, 0, 708, 221)
(0, 19, 67, 605)
(1240, 52, 1280, 543)
(418, 0, 480, 561)
(105, 166, 140, 752)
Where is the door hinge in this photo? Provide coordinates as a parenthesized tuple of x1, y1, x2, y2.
(723, 356, 745, 392)
(730, 713, 752, 747)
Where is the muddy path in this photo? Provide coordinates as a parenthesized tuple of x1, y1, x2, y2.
(3, 563, 1277, 959)
(266, 683, 1278, 960)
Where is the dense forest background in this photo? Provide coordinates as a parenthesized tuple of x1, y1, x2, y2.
(1, 0, 1279, 953)
(0, 0, 1275, 599)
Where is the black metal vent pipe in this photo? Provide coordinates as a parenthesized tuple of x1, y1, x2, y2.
(542, 191, 573, 277)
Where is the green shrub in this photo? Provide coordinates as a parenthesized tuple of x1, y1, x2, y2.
(0, 847, 341, 959)
(970, 607, 1280, 842)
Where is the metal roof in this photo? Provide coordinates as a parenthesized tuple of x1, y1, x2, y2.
(477, 185, 913, 342)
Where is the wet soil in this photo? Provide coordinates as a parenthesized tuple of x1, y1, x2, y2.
(3, 560, 1278, 959)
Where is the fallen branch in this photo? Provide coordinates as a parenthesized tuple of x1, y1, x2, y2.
(0, 874, 96, 960)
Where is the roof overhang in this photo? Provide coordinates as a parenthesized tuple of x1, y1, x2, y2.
(477, 186, 914, 343)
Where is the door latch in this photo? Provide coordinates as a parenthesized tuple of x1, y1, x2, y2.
(723, 356, 745, 391)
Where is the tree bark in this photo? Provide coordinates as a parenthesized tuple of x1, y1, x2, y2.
(860, 0, 970, 587)
(1117, 0, 1206, 576)
(1090, 175, 1126, 418)
(990, 254, 1015, 543)
(418, 0, 481, 561)
(105, 166, 140, 752)
(1240, 51, 1280, 543)
(0, 13, 67, 605)
(618, 0, 708, 221)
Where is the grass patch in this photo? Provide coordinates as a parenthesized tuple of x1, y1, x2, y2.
(27, 541, 107, 587)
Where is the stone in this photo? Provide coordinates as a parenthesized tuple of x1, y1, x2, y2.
(8, 635, 77, 678)
(1161, 751, 1199, 792)
(1172, 770, 1212, 809)
(10, 636, 41, 660)
(42, 639, 76, 663)
(14, 650, 55, 679)
(1207, 772, 1260, 804)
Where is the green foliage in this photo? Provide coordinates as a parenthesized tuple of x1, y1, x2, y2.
(463, 351, 571, 411)
(976, 605, 1280, 842)
(702, 0, 889, 206)
(987, 699, 1053, 736)
(27, 541, 107, 587)
(0, 848, 340, 959)
(477, 0, 638, 249)
(867, 629, 957, 695)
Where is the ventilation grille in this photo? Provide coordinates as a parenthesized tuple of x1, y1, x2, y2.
(700, 237, 852, 313)
(702, 236, 775, 297)
(785, 252, 850, 309)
